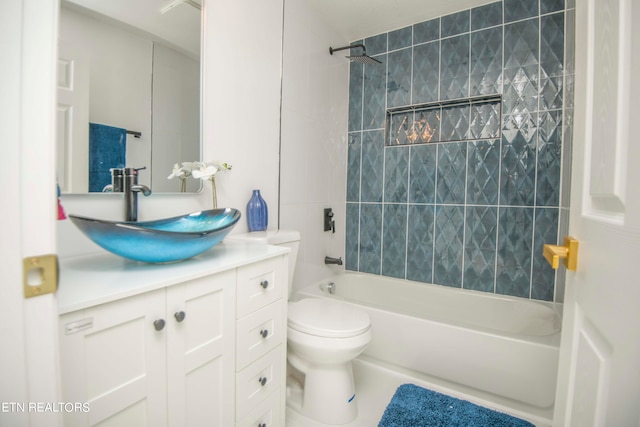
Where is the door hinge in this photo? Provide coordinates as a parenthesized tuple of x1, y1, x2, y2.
(23, 254, 58, 298)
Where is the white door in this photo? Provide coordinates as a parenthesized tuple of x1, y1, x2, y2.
(0, 0, 62, 426)
(57, 43, 90, 193)
(553, 1, 640, 426)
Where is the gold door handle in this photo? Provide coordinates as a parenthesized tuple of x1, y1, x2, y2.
(543, 236, 579, 271)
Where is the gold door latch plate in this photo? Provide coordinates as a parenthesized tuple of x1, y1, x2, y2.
(23, 254, 58, 298)
(543, 236, 579, 271)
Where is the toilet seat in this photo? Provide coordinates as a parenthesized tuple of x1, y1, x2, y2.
(288, 298, 370, 338)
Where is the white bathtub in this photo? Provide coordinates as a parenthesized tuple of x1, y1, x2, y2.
(295, 272, 561, 410)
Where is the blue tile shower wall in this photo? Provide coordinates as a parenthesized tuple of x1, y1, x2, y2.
(346, 0, 572, 301)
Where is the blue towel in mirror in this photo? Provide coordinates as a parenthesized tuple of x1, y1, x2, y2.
(88, 123, 126, 192)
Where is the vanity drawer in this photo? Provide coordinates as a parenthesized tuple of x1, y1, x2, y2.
(237, 300, 284, 370)
(235, 346, 283, 419)
(237, 257, 285, 318)
(236, 387, 281, 427)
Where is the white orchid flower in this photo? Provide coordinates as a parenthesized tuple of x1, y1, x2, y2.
(168, 160, 231, 205)
(192, 162, 219, 180)
(181, 161, 198, 173)
(167, 163, 185, 179)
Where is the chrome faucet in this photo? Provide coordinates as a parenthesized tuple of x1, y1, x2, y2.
(105, 167, 152, 221)
(324, 256, 343, 266)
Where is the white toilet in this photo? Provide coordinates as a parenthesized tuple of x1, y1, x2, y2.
(231, 230, 372, 425)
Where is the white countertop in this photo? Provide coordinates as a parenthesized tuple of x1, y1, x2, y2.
(57, 240, 288, 315)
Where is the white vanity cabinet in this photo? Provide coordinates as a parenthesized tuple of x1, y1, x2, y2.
(59, 270, 235, 427)
(57, 244, 288, 427)
(235, 258, 287, 427)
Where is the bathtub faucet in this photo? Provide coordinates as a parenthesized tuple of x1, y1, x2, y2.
(324, 256, 343, 266)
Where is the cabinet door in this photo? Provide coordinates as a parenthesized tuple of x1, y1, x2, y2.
(59, 289, 167, 427)
(166, 270, 236, 427)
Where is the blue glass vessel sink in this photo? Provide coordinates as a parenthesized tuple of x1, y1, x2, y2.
(69, 208, 241, 263)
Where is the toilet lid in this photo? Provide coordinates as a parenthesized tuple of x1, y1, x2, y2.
(288, 298, 371, 338)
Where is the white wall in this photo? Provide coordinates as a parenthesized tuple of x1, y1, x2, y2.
(280, 1, 350, 294)
(203, 0, 284, 234)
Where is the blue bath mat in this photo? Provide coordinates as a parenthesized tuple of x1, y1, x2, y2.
(379, 384, 534, 427)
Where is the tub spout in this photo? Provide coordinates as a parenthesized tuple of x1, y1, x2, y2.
(324, 256, 343, 266)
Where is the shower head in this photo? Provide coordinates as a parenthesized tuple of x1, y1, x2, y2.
(329, 44, 382, 65)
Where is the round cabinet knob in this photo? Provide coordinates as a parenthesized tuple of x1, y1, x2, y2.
(258, 376, 267, 386)
(174, 311, 186, 323)
(260, 280, 269, 289)
(153, 319, 165, 331)
(260, 329, 269, 338)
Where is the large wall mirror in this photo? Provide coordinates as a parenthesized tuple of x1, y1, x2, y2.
(57, 0, 202, 194)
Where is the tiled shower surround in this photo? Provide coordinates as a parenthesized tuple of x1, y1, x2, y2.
(346, 0, 574, 301)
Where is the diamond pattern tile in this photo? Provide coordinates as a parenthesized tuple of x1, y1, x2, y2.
(500, 114, 538, 206)
(537, 111, 562, 206)
(469, 102, 501, 139)
(464, 206, 498, 292)
(387, 48, 413, 108)
(540, 13, 565, 78)
(383, 204, 408, 278)
(413, 18, 440, 44)
(410, 144, 437, 203)
(407, 204, 435, 283)
(442, 10, 470, 38)
(441, 104, 470, 142)
(389, 26, 412, 51)
(384, 146, 409, 203)
(413, 42, 440, 104)
(359, 203, 382, 274)
(539, 76, 564, 111)
(467, 139, 500, 205)
(434, 205, 464, 287)
(504, 0, 539, 23)
(437, 142, 467, 204)
(470, 27, 503, 96)
(348, 62, 363, 132)
(345, 203, 360, 271)
(541, 0, 565, 14)
(344, 0, 569, 304)
(362, 53, 387, 130)
(346, 132, 361, 202)
(440, 35, 470, 100)
(503, 66, 539, 115)
(365, 33, 387, 56)
(504, 19, 539, 69)
(360, 130, 385, 202)
(471, 2, 503, 31)
(496, 207, 534, 298)
(531, 207, 558, 301)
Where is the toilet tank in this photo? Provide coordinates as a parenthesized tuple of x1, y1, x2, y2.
(228, 230, 300, 297)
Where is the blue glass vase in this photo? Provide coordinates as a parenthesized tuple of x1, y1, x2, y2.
(246, 189, 268, 231)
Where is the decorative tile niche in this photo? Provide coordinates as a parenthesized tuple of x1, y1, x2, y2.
(345, 0, 573, 301)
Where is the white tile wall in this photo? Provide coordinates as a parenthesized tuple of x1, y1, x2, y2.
(280, 0, 350, 295)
